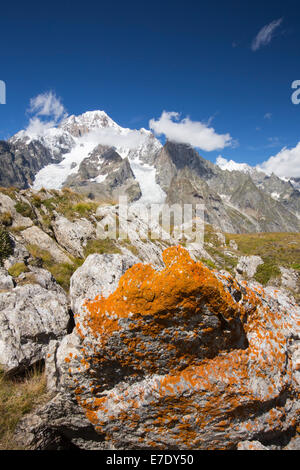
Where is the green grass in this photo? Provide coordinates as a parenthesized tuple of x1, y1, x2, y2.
(199, 258, 217, 270)
(71, 201, 99, 217)
(226, 232, 300, 272)
(40, 190, 98, 221)
(254, 260, 281, 285)
(48, 259, 84, 290)
(8, 262, 28, 278)
(26, 244, 83, 291)
(0, 366, 47, 450)
(291, 263, 300, 271)
(14, 201, 34, 219)
(84, 238, 122, 257)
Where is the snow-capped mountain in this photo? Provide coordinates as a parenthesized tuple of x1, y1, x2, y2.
(216, 155, 255, 174)
(8, 111, 163, 204)
(0, 110, 300, 233)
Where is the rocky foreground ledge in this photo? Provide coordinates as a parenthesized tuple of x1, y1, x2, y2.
(13, 246, 300, 450)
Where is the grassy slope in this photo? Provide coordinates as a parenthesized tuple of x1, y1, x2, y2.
(0, 367, 48, 450)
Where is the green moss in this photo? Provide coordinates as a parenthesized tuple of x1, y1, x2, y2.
(0, 228, 13, 265)
(8, 262, 28, 278)
(84, 238, 121, 257)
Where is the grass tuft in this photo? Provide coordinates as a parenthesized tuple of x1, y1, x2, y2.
(0, 365, 48, 450)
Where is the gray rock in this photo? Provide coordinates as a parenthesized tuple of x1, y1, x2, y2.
(0, 192, 33, 228)
(14, 392, 110, 450)
(0, 284, 70, 373)
(236, 255, 264, 279)
(284, 436, 300, 450)
(20, 225, 71, 263)
(52, 215, 95, 258)
(280, 267, 300, 293)
(3, 237, 30, 270)
(70, 252, 139, 315)
(0, 267, 14, 290)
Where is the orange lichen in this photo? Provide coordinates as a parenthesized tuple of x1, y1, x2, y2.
(67, 246, 299, 450)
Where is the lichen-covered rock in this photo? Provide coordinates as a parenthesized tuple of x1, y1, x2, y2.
(55, 246, 299, 450)
(237, 440, 269, 450)
(0, 283, 70, 373)
(236, 255, 263, 279)
(52, 215, 95, 258)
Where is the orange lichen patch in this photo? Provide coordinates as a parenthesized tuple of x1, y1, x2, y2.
(78, 246, 248, 376)
(69, 246, 299, 449)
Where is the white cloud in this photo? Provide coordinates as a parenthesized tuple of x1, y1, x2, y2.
(264, 112, 272, 120)
(251, 18, 283, 51)
(149, 111, 232, 151)
(257, 142, 300, 178)
(28, 91, 67, 121)
(26, 91, 67, 137)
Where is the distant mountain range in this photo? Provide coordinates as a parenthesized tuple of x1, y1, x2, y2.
(0, 110, 299, 233)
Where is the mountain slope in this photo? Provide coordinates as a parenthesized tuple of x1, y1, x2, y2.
(0, 110, 299, 233)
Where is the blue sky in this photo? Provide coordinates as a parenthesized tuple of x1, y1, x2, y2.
(1, 0, 300, 174)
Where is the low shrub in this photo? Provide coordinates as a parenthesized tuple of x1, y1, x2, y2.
(0, 227, 13, 265)
(14, 202, 34, 219)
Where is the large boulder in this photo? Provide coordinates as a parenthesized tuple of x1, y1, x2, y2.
(0, 283, 70, 373)
(31, 246, 299, 450)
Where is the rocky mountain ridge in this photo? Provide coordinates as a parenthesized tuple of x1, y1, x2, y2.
(0, 111, 299, 233)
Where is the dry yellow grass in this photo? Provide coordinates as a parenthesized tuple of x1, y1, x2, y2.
(0, 366, 48, 450)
